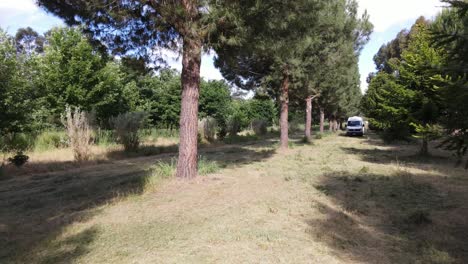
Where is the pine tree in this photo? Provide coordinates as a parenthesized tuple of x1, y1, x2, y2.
(36, 0, 243, 178)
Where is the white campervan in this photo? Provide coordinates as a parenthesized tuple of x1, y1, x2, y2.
(346, 116, 365, 136)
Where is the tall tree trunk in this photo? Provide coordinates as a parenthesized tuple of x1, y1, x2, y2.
(329, 119, 333, 132)
(280, 69, 290, 150)
(176, 37, 202, 179)
(305, 96, 312, 140)
(319, 107, 325, 133)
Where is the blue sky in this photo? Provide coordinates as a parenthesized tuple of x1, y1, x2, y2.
(0, 0, 444, 92)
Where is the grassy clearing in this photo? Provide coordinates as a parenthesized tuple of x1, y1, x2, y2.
(1, 132, 467, 263)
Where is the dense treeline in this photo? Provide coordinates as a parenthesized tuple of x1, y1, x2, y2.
(362, 0, 468, 166)
(0, 27, 276, 149)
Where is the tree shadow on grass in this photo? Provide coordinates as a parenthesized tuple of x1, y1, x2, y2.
(341, 146, 453, 169)
(308, 170, 468, 263)
(0, 141, 276, 263)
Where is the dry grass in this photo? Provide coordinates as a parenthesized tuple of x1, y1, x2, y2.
(1, 133, 467, 263)
(1, 137, 179, 177)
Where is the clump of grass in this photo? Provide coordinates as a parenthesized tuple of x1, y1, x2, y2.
(151, 159, 176, 178)
(94, 129, 116, 147)
(314, 184, 332, 196)
(144, 159, 176, 192)
(315, 133, 323, 139)
(419, 245, 454, 264)
(198, 156, 220, 175)
(359, 166, 370, 174)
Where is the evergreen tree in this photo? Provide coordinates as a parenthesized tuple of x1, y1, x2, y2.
(431, 1, 468, 166)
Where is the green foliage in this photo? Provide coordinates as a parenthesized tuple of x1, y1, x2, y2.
(411, 123, 443, 141)
(138, 69, 181, 129)
(361, 73, 414, 140)
(0, 29, 38, 136)
(199, 80, 232, 138)
(363, 19, 445, 147)
(431, 2, 468, 166)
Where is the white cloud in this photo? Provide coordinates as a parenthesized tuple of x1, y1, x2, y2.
(0, 0, 63, 33)
(358, 0, 444, 32)
(0, 0, 36, 11)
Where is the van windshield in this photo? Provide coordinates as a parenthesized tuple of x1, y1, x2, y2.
(348, 121, 362, 127)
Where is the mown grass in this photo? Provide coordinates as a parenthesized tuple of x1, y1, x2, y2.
(1, 132, 467, 263)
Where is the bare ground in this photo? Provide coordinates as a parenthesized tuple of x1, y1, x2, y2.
(1, 133, 467, 263)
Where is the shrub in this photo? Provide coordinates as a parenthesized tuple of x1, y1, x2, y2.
(62, 106, 93, 162)
(251, 119, 268, 136)
(226, 116, 241, 136)
(198, 117, 217, 142)
(110, 112, 147, 152)
(1, 133, 34, 153)
(315, 133, 323, 139)
(8, 152, 29, 167)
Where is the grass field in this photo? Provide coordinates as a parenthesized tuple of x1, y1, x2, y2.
(1, 132, 467, 263)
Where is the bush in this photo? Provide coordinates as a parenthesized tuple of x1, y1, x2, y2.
(0, 133, 34, 153)
(8, 152, 29, 167)
(251, 119, 268, 136)
(62, 106, 93, 162)
(110, 112, 147, 152)
(198, 117, 217, 142)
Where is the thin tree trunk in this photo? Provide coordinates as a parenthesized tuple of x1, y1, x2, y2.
(320, 107, 325, 133)
(176, 37, 202, 179)
(280, 69, 290, 150)
(329, 119, 333, 132)
(305, 96, 312, 140)
(420, 138, 429, 156)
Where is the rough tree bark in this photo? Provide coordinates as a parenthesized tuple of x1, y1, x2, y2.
(280, 69, 290, 150)
(176, 36, 202, 179)
(319, 107, 325, 133)
(305, 96, 312, 140)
